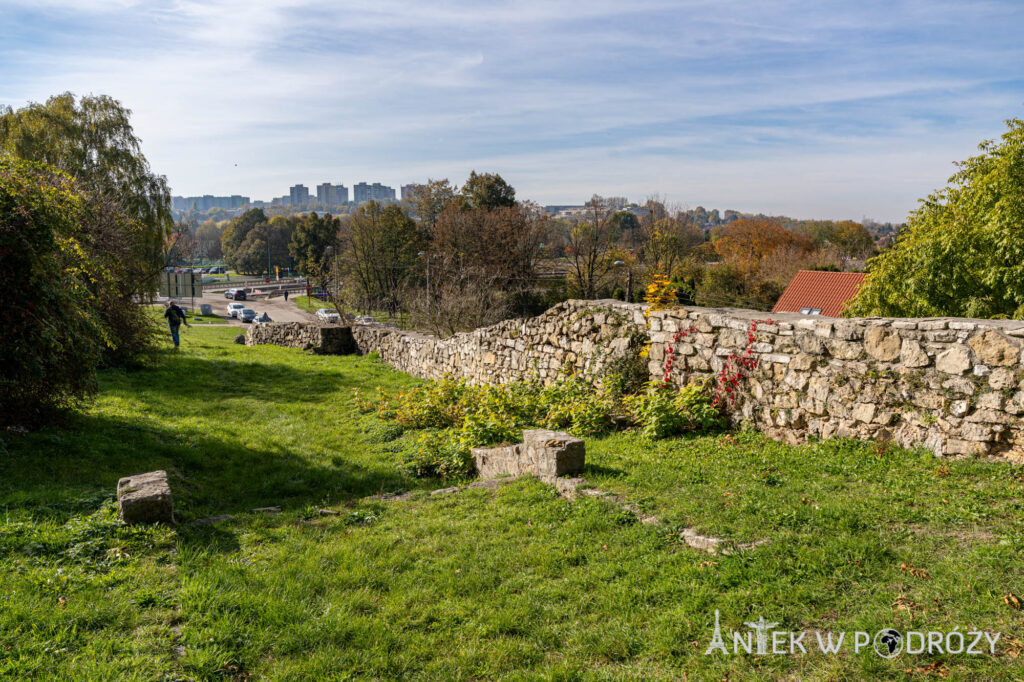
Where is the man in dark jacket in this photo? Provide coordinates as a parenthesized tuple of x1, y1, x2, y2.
(164, 300, 190, 349)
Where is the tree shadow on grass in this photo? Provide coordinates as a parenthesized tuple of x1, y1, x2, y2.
(0, 411, 410, 523)
(100, 354, 357, 408)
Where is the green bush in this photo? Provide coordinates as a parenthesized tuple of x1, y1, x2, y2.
(401, 430, 475, 480)
(374, 367, 723, 459)
(624, 379, 725, 439)
(0, 159, 104, 427)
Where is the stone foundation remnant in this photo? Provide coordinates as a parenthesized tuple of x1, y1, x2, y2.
(245, 322, 356, 354)
(117, 470, 174, 525)
(471, 429, 585, 483)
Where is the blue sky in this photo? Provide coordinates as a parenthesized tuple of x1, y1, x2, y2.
(2, 0, 1023, 221)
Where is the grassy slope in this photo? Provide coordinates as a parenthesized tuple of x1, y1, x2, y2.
(1, 326, 1022, 680)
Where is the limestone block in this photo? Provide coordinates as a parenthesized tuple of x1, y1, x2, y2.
(935, 346, 972, 374)
(900, 339, 930, 367)
(968, 331, 1020, 367)
(864, 326, 901, 361)
(825, 339, 863, 360)
(117, 470, 174, 525)
(851, 403, 876, 424)
(471, 430, 584, 483)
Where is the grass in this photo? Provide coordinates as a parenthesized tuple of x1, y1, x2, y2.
(145, 305, 227, 326)
(1, 326, 1023, 679)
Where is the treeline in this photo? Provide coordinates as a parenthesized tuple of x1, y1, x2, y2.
(244, 177, 876, 334)
(1, 94, 171, 427)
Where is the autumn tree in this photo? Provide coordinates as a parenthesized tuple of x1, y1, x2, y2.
(412, 202, 548, 334)
(564, 195, 623, 299)
(339, 201, 422, 315)
(712, 218, 814, 273)
(848, 117, 1024, 319)
(405, 179, 457, 231)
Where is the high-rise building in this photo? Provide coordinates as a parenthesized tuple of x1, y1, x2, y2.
(353, 182, 396, 204)
(316, 183, 350, 206)
(172, 194, 251, 212)
(316, 182, 336, 206)
(289, 184, 310, 207)
(401, 184, 418, 201)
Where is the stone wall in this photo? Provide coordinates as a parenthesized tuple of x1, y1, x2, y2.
(245, 322, 356, 355)
(349, 300, 646, 383)
(248, 301, 1024, 459)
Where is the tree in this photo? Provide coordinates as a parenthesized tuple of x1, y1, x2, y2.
(848, 117, 1024, 319)
(1, 93, 174, 364)
(1, 159, 104, 426)
(405, 179, 457, 230)
(195, 219, 225, 260)
(635, 200, 704, 282)
(564, 196, 622, 299)
(461, 171, 516, 210)
(412, 202, 548, 334)
(290, 212, 341, 289)
(221, 208, 267, 263)
(339, 201, 422, 315)
(712, 218, 813, 273)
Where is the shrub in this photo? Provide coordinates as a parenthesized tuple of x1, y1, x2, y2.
(0, 159, 104, 427)
(625, 379, 724, 439)
(401, 430, 475, 480)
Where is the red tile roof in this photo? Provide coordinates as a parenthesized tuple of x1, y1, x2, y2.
(772, 270, 866, 317)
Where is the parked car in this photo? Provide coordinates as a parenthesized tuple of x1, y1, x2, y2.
(316, 308, 341, 324)
(226, 302, 245, 318)
(239, 308, 257, 323)
(225, 288, 247, 301)
(253, 312, 272, 324)
(354, 315, 375, 325)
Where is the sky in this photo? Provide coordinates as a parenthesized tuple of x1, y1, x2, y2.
(2, 1, 1023, 222)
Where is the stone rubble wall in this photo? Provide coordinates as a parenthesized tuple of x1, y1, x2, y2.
(245, 322, 356, 355)
(250, 300, 1024, 459)
(348, 299, 647, 383)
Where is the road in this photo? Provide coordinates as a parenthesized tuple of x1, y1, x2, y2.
(168, 290, 320, 326)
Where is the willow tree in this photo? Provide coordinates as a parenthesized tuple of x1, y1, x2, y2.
(848, 117, 1024, 319)
(1, 93, 173, 362)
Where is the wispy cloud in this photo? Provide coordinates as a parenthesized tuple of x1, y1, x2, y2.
(2, 0, 1023, 220)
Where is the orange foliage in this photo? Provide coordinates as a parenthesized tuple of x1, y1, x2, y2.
(712, 218, 814, 272)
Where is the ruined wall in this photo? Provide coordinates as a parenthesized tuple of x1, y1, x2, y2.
(348, 300, 647, 383)
(250, 301, 1024, 459)
(245, 322, 356, 355)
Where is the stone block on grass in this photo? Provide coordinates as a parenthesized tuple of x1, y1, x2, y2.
(471, 429, 585, 483)
(117, 470, 174, 525)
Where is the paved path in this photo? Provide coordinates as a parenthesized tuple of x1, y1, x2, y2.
(166, 291, 320, 326)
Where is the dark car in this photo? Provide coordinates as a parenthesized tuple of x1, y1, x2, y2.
(224, 288, 247, 301)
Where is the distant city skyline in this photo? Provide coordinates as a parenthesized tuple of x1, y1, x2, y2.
(4, 1, 1024, 222)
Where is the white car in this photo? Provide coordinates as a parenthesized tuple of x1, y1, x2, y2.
(239, 308, 257, 323)
(316, 308, 341, 324)
(227, 302, 245, 318)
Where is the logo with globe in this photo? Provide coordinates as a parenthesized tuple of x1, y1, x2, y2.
(873, 629, 903, 658)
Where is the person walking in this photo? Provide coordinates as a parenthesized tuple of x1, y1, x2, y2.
(164, 300, 190, 349)
(283, 289, 289, 302)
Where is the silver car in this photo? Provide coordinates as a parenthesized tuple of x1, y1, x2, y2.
(316, 308, 341, 324)
(227, 302, 245, 318)
(239, 308, 257, 323)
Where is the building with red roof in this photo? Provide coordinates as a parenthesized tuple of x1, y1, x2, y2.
(771, 270, 866, 317)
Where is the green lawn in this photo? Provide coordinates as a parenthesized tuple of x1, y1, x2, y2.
(2, 326, 1023, 679)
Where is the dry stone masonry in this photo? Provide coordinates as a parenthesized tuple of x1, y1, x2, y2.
(247, 300, 1024, 460)
(246, 321, 356, 354)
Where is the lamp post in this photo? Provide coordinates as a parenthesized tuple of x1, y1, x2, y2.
(418, 251, 430, 300)
(614, 260, 633, 302)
